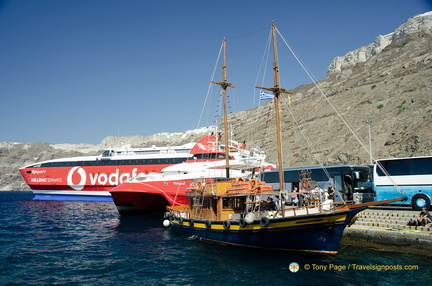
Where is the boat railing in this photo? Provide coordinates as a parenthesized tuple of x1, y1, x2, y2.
(267, 199, 358, 218)
(167, 198, 359, 223)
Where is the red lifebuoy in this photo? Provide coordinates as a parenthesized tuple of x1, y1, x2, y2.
(251, 179, 258, 189)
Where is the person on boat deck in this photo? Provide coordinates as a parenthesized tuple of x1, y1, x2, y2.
(299, 187, 307, 207)
(290, 187, 299, 206)
(327, 179, 344, 202)
(317, 186, 325, 201)
(259, 198, 270, 211)
(301, 187, 313, 206)
(267, 197, 277, 211)
(415, 207, 431, 226)
(273, 195, 280, 210)
(327, 183, 335, 199)
(313, 186, 324, 207)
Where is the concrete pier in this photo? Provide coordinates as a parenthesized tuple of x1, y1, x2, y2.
(342, 206, 432, 256)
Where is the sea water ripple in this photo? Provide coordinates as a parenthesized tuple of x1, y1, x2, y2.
(0, 192, 430, 285)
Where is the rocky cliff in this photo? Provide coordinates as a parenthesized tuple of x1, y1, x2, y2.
(2, 12, 431, 191)
(327, 11, 432, 73)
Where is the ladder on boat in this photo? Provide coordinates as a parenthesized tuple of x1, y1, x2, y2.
(189, 181, 205, 220)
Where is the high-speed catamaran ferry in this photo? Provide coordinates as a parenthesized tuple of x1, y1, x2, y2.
(19, 135, 260, 201)
(19, 138, 204, 201)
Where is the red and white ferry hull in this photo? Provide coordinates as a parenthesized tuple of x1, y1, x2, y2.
(19, 165, 172, 201)
(110, 179, 193, 215)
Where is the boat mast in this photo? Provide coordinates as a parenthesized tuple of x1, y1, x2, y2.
(256, 21, 291, 193)
(211, 38, 234, 178)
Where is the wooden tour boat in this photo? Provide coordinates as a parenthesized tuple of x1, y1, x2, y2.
(164, 22, 406, 254)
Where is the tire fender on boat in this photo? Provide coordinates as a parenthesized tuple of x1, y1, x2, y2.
(260, 217, 270, 227)
(178, 217, 183, 225)
(239, 218, 247, 228)
(205, 220, 211, 228)
(189, 219, 194, 227)
(223, 220, 231, 229)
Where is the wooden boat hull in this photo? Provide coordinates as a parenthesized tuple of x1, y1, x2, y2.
(169, 207, 366, 254)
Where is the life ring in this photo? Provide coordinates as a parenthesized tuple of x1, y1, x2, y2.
(189, 219, 194, 227)
(197, 180, 203, 190)
(250, 179, 258, 189)
(237, 177, 246, 182)
(260, 217, 270, 227)
(239, 218, 247, 228)
(205, 220, 212, 229)
(223, 220, 231, 229)
(301, 178, 311, 190)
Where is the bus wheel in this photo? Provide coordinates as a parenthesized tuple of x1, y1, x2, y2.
(411, 194, 430, 211)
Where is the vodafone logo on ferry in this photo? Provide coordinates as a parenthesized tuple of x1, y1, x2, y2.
(67, 167, 87, 190)
(67, 167, 139, 190)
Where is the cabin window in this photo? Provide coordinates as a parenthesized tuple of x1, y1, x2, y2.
(101, 150, 110, 157)
(223, 197, 246, 209)
(203, 198, 211, 209)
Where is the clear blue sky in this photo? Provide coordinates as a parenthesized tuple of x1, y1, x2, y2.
(1, 0, 431, 144)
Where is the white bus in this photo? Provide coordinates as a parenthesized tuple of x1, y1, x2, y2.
(373, 156, 432, 210)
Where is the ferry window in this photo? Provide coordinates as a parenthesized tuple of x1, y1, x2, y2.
(102, 150, 110, 157)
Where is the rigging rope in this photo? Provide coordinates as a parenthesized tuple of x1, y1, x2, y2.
(254, 29, 272, 107)
(275, 26, 406, 197)
(197, 41, 224, 131)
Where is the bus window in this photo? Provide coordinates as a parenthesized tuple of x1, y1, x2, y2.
(374, 156, 432, 210)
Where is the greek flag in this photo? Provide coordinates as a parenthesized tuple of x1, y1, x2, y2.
(259, 90, 275, 100)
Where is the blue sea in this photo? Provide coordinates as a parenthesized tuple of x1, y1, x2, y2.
(0, 192, 430, 286)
